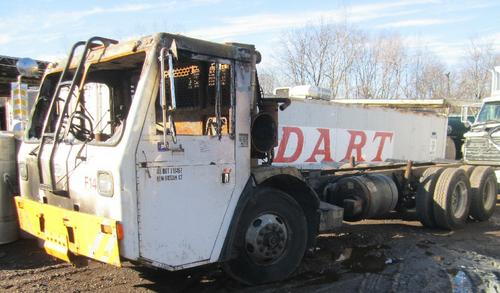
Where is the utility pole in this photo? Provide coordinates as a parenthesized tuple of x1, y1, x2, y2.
(445, 72, 451, 99)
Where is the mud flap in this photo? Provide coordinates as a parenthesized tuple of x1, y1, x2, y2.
(15, 196, 121, 267)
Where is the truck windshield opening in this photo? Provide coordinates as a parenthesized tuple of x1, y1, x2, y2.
(27, 52, 145, 144)
(476, 101, 500, 123)
(155, 57, 232, 136)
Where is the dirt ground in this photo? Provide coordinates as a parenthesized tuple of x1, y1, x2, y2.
(1, 198, 500, 293)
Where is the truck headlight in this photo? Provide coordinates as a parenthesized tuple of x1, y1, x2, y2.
(19, 162, 28, 181)
(97, 171, 114, 197)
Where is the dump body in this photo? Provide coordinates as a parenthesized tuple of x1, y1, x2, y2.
(274, 98, 448, 169)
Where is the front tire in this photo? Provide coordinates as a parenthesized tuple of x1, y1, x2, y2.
(224, 187, 308, 285)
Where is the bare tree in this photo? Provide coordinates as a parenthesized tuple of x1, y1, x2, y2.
(403, 49, 448, 99)
(278, 22, 364, 98)
(276, 22, 500, 101)
(324, 24, 364, 98)
(257, 67, 280, 95)
(279, 26, 317, 86)
(352, 41, 377, 98)
(351, 33, 406, 99)
(375, 33, 406, 99)
(457, 39, 499, 100)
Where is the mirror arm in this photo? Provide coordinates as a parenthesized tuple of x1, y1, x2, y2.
(215, 63, 222, 139)
(159, 47, 169, 149)
(461, 105, 471, 127)
(159, 48, 179, 147)
(167, 53, 177, 111)
(167, 52, 178, 144)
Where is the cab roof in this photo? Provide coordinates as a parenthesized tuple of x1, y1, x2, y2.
(46, 33, 259, 74)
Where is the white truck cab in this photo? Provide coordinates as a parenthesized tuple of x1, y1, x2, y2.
(15, 33, 333, 284)
(463, 66, 500, 181)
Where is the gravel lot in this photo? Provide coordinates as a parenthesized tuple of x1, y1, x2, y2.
(1, 197, 499, 293)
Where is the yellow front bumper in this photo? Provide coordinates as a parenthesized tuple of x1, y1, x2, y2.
(15, 196, 121, 267)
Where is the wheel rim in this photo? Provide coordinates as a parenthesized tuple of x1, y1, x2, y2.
(450, 181, 468, 218)
(483, 178, 496, 210)
(245, 213, 288, 265)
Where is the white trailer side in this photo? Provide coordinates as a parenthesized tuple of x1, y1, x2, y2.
(273, 98, 448, 169)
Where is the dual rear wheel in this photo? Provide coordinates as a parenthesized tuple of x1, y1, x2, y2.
(416, 166, 497, 230)
(469, 166, 498, 221)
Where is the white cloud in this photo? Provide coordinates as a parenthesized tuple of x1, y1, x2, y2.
(482, 33, 500, 51)
(0, 34, 11, 45)
(377, 16, 472, 29)
(378, 18, 455, 28)
(51, 0, 222, 21)
(0, 0, 221, 56)
(185, 0, 430, 40)
(14, 0, 220, 33)
(403, 35, 469, 64)
(341, 0, 435, 22)
(32, 53, 66, 63)
(40, 2, 176, 29)
(186, 13, 326, 40)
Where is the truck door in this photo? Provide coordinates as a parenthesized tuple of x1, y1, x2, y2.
(136, 53, 236, 267)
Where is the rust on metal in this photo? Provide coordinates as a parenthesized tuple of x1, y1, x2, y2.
(404, 160, 413, 180)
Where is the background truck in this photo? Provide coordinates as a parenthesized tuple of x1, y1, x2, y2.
(462, 66, 500, 180)
(13, 33, 497, 285)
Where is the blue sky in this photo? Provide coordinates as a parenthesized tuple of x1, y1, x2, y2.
(0, 0, 499, 67)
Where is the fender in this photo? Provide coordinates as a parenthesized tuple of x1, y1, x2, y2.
(251, 165, 305, 184)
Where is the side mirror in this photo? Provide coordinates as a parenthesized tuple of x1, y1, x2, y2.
(461, 106, 471, 127)
(16, 58, 39, 77)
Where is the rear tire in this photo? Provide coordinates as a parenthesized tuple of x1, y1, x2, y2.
(459, 165, 476, 178)
(416, 167, 444, 228)
(445, 137, 456, 160)
(469, 166, 497, 221)
(433, 168, 471, 230)
(223, 187, 308, 285)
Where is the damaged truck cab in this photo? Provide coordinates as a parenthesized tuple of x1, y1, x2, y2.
(15, 33, 334, 284)
(17, 33, 497, 285)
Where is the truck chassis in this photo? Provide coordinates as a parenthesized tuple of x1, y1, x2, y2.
(14, 33, 498, 285)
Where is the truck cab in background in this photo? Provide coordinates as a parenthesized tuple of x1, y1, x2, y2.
(462, 66, 500, 182)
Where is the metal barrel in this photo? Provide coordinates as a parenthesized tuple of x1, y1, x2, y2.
(0, 131, 18, 244)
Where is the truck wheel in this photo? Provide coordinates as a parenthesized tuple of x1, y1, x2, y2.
(469, 166, 497, 221)
(459, 165, 475, 178)
(416, 167, 444, 228)
(445, 137, 456, 160)
(433, 168, 471, 230)
(224, 187, 308, 285)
